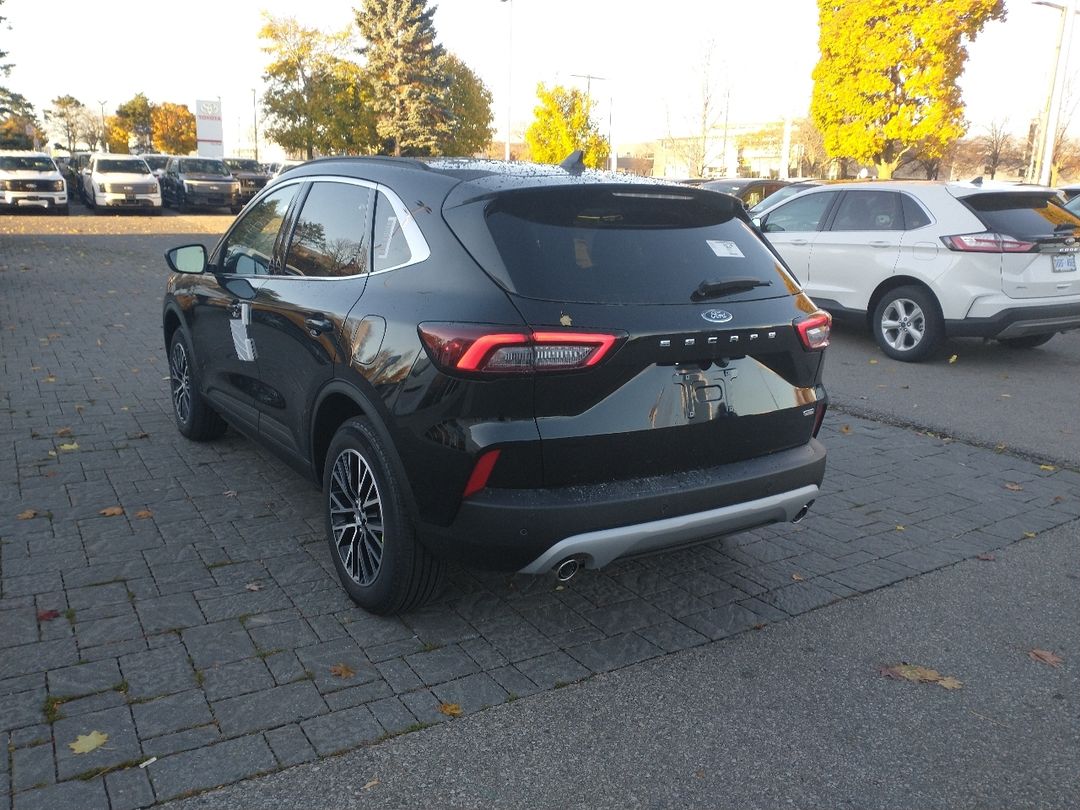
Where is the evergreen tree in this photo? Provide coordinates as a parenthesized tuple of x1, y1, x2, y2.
(355, 0, 449, 156)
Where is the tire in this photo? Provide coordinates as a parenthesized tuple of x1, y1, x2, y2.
(177, 191, 189, 214)
(323, 417, 444, 615)
(230, 205, 242, 215)
(998, 333, 1055, 349)
(56, 205, 70, 216)
(167, 330, 227, 441)
(872, 285, 943, 362)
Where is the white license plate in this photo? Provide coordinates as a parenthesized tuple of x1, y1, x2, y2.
(1053, 255, 1077, 273)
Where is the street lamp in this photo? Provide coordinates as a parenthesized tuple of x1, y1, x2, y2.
(97, 100, 107, 152)
(1034, 0, 1077, 185)
(501, 0, 512, 161)
(251, 88, 259, 162)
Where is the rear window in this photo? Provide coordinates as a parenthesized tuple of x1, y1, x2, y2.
(963, 192, 1080, 239)
(470, 187, 792, 305)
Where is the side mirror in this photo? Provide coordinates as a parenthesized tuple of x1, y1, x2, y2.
(165, 244, 207, 274)
(751, 216, 763, 228)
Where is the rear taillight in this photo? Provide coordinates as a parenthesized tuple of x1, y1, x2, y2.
(941, 232, 1036, 253)
(795, 310, 831, 351)
(418, 323, 622, 374)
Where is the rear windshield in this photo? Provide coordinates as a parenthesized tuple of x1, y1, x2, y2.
(963, 192, 1080, 239)
(142, 156, 169, 171)
(464, 187, 792, 305)
(225, 159, 262, 172)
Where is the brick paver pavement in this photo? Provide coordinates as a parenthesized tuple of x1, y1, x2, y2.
(2, 213, 1078, 808)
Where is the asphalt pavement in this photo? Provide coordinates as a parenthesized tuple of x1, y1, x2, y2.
(167, 520, 1079, 810)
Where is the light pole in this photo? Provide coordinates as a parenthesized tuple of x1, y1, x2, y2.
(97, 100, 107, 152)
(252, 88, 259, 162)
(501, 0, 513, 161)
(1034, 0, 1077, 185)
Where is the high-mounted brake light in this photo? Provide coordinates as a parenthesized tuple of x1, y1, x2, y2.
(941, 232, 1036, 253)
(418, 324, 622, 374)
(795, 310, 832, 351)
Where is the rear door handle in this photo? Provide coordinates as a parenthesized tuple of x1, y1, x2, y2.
(305, 316, 333, 336)
(869, 240, 891, 248)
(790, 239, 809, 246)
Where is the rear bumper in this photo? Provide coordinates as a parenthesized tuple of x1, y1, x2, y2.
(420, 438, 827, 572)
(946, 300, 1080, 338)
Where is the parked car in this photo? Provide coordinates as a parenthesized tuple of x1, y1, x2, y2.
(702, 177, 789, 209)
(82, 153, 161, 214)
(272, 159, 305, 178)
(69, 152, 93, 202)
(161, 157, 830, 614)
(0, 151, 68, 214)
(754, 181, 1080, 360)
(748, 180, 824, 215)
(140, 153, 172, 182)
(223, 157, 271, 205)
(161, 157, 241, 213)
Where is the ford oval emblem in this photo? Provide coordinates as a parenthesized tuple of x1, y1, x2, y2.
(701, 309, 733, 324)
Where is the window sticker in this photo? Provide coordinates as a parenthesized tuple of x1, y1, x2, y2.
(377, 216, 399, 261)
(706, 240, 745, 258)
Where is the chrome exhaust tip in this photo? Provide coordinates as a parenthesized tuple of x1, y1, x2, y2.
(792, 500, 815, 524)
(555, 557, 581, 583)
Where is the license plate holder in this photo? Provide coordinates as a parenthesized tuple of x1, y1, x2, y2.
(1052, 254, 1077, 273)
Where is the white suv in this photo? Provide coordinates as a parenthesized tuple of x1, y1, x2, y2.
(0, 151, 68, 214)
(755, 181, 1080, 360)
(82, 153, 162, 214)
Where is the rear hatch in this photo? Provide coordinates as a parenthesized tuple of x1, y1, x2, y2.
(444, 183, 827, 487)
(960, 191, 1080, 299)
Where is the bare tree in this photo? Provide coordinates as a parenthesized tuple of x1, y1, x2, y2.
(664, 42, 727, 178)
(982, 119, 1013, 179)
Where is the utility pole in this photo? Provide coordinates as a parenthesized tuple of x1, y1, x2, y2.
(1034, 0, 1078, 185)
(98, 101, 108, 152)
(570, 73, 607, 108)
(252, 89, 259, 162)
(500, 0, 513, 161)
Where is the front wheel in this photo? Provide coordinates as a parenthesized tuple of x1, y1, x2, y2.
(998, 333, 1055, 349)
(872, 286, 943, 362)
(323, 418, 443, 615)
(167, 331, 227, 441)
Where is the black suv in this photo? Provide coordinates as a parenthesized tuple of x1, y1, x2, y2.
(224, 157, 272, 204)
(162, 157, 829, 614)
(161, 157, 241, 213)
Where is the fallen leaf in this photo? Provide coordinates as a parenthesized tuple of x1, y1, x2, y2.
(559, 313, 573, 327)
(135, 509, 153, 520)
(17, 509, 38, 520)
(98, 506, 124, 517)
(55, 427, 73, 437)
(879, 663, 961, 690)
(37, 609, 61, 622)
(994, 443, 1007, 453)
(840, 424, 852, 435)
(694, 770, 706, 779)
(1004, 482, 1024, 492)
(68, 730, 109, 754)
(1028, 649, 1063, 668)
(948, 354, 958, 364)
(44, 374, 57, 383)
(1039, 464, 1057, 472)
(132, 432, 149, 440)
(976, 553, 996, 562)
(245, 581, 263, 592)
(895, 525, 906, 532)
(223, 490, 238, 498)
(58, 442, 79, 452)
(329, 663, 356, 679)
(791, 573, 804, 582)
(1053, 495, 1065, 504)
(363, 778, 380, 790)
(868, 359, 879, 365)
(1023, 531, 1037, 539)
(438, 702, 463, 717)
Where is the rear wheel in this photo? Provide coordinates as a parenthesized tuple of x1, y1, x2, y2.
(998, 333, 1055, 349)
(168, 331, 227, 440)
(872, 285, 943, 362)
(323, 417, 443, 615)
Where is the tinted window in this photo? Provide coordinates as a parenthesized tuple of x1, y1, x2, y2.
(96, 159, 150, 174)
(283, 181, 374, 277)
(373, 191, 412, 271)
(749, 182, 818, 214)
(143, 156, 169, 172)
(225, 159, 262, 172)
(830, 191, 903, 231)
(963, 192, 1080, 239)
(219, 185, 298, 276)
(902, 194, 932, 229)
(0, 156, 55, 171)
(478, 187, 791, 305)
(180, 159, 230, 175)
(762, 191, 838, 233)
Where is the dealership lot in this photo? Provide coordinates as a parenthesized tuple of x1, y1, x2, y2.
(2, 211, 1079, 808)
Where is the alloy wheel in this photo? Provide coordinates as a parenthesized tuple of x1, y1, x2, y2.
(169, 341, 191, 424)
(329, 449, 385, 586)
(880, 298, 925, 352)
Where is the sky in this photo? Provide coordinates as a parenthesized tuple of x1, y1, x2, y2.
(2, 0, 1073, 160)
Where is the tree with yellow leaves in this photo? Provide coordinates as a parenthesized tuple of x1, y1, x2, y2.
(525, 84, 609, 169)
(151, 103, 196, 154)
(811, 0, 1005, 178)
